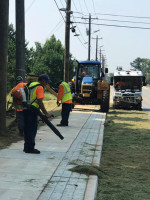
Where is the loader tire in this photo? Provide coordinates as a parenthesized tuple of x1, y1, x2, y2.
(101, 89, 110, 113)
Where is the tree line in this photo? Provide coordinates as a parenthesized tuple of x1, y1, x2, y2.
(130, 58, 150, 84)
(7, 24, 75, 91)
(8, 24, 150, 92)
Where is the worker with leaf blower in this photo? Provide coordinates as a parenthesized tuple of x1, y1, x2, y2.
(56, 80, 72, 127)
(23, 74, 52, 154)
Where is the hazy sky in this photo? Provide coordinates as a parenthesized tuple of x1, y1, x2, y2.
(9, 0, 150, 73)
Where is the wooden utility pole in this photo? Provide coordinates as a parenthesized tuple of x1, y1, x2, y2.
(0, 0, 9, 135)
(92, 36, 102, 61)
(64, 0, 71, 82)
(88, 14, 91, 60)
(82, 14, 97, 60)
(102, 55, 105, 72)
(15, 0, 26, 81)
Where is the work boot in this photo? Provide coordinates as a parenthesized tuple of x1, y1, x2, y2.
(57, 124, 66, 127)
(24, 149, 40, 154)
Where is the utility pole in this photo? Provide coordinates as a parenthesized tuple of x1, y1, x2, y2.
(100, 48, 102, 62)
(95, 35, 98, 61)
(15, 0, 26, 81)
(102, 55, 105, 72)
(88, 13, 91, 60)
(92, 36, 102, 61)
(0, 0, 9, 135)
(82, 14, 97, 60)
(99, 47, 104, 63)
(64, 0, 71, 82)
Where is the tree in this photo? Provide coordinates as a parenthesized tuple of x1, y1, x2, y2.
(0, 0, 9, 135)
(7, 24, 34, 90)
(130, 57, 150, 84)
(8, 24, 16, 90)
(31, 35, 75, 84)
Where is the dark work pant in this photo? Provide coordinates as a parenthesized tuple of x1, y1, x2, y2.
(16, 111, 24, 132)
(23, 109, 38, 151)
(61, 103, 72, 126)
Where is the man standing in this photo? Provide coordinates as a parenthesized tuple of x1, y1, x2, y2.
(57, 80, 72, 127)
(23, 74, 52, 154)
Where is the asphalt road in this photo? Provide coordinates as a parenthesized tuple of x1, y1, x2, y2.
(142, 87, 150, 112)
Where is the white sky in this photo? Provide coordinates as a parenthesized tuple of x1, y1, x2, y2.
(9, 0, 150, 73)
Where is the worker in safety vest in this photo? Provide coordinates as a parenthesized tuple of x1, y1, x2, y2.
(56, 80, 72, 127)
(23, 74, 52, 154)
(12, 76, 27, 136)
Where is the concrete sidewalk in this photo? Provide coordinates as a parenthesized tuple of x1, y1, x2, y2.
(0, 106, 106, 200)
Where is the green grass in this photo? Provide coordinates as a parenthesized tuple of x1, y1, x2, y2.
(69, 108, 150, 200)
(95, 109, 150, 200)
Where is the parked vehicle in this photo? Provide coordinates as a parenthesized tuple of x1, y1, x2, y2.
(111, 67, 146, 110)
(69, 60, 110, 112)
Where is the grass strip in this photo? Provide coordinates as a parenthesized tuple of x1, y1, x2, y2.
(95, 109, 150, 200)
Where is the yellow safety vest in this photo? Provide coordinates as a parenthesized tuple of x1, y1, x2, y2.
(61, 81, 72, 103)
(28, 82, 41, 108)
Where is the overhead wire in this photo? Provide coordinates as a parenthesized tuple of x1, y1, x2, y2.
(73, 16, 150, 25)
(71, 0, 88, 49)
(59, 0, 64, 7)
(84, 0, 90, 14)
(95, 12, 150, 19)
(91, 0, 96, 14)
(96, 18, 150, 25)
(53, 0, 65, 22)
(48, 19, 64, 37)
(73, 21, 150, 30)
(25, 0, 37, 13)
(73, 11, 150, 20)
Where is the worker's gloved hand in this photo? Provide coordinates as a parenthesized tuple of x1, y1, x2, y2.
(57, 101, 61, 107)
(45, 113, 51, 118)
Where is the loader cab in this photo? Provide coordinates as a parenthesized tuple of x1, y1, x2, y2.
(76, 61, 101, 93)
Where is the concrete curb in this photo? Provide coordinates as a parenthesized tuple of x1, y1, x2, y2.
(84, 113, 106, 200)
(84, 176, 98, 200)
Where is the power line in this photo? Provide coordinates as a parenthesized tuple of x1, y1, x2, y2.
(48, 19, 64, 36)
(95, 12, 150, 19)
(53, 0, 65, 22)
(96, 18, 150, 25)
(25, 0, 37, 13)
(71, 0, 88, 43)
(73, 16, 150, 25)
(84, 0, 89, 13)
(78, 0, 83, 13)
(91, 0, 96, 14)
(73, 11, 150, 19)
(59, 0, 64, 7)
(73, 21, 150, 30)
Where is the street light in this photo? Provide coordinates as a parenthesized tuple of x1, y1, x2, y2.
(59, 8, 73, 14)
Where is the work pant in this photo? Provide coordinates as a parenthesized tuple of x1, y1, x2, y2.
(16, 111, 24, 133)
(61, 103, 72, 126)
(23, 109, 38, 151)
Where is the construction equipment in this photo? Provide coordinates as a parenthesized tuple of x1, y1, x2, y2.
(69, 60, 110, 112)
(111, 67, 146, 110)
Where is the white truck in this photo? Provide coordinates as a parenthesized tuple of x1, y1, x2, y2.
(111, 67, 146, 110)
